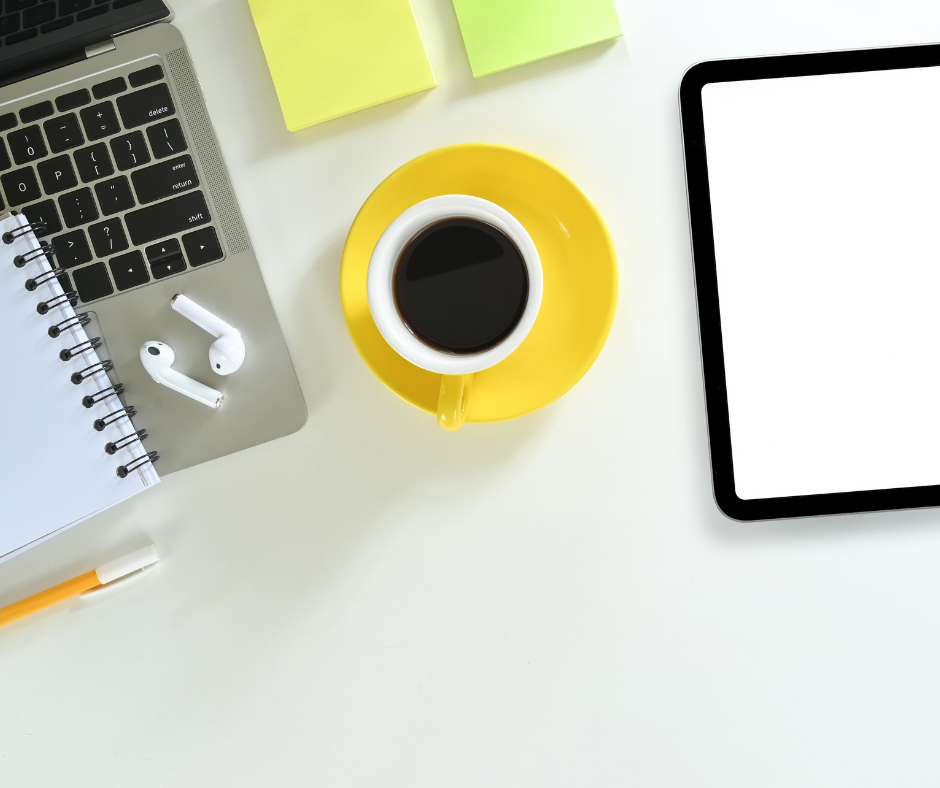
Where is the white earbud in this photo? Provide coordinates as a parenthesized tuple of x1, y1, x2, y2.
(170, 294, 245, 375)
(140, 341, 224, 409)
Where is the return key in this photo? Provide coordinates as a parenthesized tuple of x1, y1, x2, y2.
(132, 155, 200, 204)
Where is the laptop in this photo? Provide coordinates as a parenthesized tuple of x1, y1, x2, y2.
(0, 0, 307, 475)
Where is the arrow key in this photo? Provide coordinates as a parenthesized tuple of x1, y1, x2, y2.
(110, 251, 150, 291)
(182, 226, 223, 267)
(146, 238, 186, 279)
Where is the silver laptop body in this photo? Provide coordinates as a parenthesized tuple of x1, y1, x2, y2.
(0, 12, 306, 475)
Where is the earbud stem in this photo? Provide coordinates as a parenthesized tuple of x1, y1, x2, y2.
(162, 369, 224, 409)
(171, 294, 237, 340)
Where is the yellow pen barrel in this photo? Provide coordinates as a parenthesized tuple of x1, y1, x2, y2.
(0, 570, 101, 629)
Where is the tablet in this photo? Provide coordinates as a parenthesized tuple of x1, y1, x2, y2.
(681, 44, 940, 520)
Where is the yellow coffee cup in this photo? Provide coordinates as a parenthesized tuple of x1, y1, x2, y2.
(367, 195, 543, 431)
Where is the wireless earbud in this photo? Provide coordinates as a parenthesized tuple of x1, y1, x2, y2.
(140, 341, 224, 409)
(170, 294, 245, 375)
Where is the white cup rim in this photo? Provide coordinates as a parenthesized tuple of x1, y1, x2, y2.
(367, 195, 543, 375)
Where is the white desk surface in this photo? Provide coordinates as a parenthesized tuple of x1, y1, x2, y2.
(4, 1, 940, 785)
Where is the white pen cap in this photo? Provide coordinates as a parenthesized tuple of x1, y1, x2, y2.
(95, 545, 160, 586)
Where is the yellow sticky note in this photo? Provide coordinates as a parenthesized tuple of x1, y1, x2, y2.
(451, 0, 622, 78)
(247, 0, 437, 131)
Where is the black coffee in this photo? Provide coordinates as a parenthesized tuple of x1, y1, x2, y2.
(393, 218, 529, 355)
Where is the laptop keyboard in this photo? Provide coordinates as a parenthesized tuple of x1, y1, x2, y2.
(0, 60, 224, 305)
(1, 1, 146, 43)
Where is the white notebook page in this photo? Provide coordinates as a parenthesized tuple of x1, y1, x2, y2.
(0, 213, 158, 561)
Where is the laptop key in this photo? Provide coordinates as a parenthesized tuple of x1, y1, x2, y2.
(92, 77, 126, 100)
(132, 155, 198, 204)
(117, 83, 175, 129)
(150, 254, 186, 280)
(8, 124, 47, 164)
(109, 250, 149, 291)
(94, 175, 134, 215)
(110, 130, 150, 171)
(38, 154, 77, 194)
(55, 88, 90, 112)
(1, 166, 40, 206)
(23, 3, 55, 22)
(59, 0, 90, 12)
(183, 226, 223, 266)
(6, 1, 36, 13)
(74, 142, 114, 182)
(23, 3, 54, 25)
(73, 261, 113, 303)
(80, 101, 120, 141)
(76, 5, 106, 20)
(0, 138, 11, 171)
(22, 199, 62, 237)
(129, 64, 164, 88)
(43, 112, 84, 153)
(0, 112, 16, 132)
(88, 217, 128, 257)
(0, 15, 20, 36)
(6, 27, 36, 44)
(51, 229, 92, 269)
(125, 190, 210, 246)
(146, 118, 186, 158)
(145, 237, 181, 265)
(58, 186, 98, 227)
(40, 17, 71, 33)
(23, 3, 53, 24)
(20, 100, 52, 123)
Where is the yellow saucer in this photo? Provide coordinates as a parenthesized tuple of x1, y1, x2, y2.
(340, 143, 618, 423)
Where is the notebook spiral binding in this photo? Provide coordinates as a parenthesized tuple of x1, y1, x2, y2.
(70, 359, 114, 385)
(14, 242, 53, 269)
(4, 219, 46, 244)
(106, 429, 148, 456)
(117, 451, 159, 479)
(15, 218, 159, 479)
(38, 291, 78, 315)
(93, 405, 137, 433)
(60, 337, 102, 361)
(82, 382, 124, 409)
(26, 265, 63, 291)
(49, 312, 91, 338)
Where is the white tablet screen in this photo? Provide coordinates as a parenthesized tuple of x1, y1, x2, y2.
(702, 67, 940, 499)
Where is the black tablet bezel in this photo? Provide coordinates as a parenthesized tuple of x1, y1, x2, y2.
(680, 43, 940, 521)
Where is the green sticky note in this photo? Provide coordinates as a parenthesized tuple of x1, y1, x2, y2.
(247, 0, 437, 131)
(451, 0, 622, 78)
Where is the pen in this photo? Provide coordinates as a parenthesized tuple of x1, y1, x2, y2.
(0, 545, 159, 629)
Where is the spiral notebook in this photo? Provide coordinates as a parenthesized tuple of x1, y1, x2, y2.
(0, 213, 159, 562)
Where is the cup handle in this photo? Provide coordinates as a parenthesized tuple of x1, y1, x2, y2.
(437, 374, 473, 431)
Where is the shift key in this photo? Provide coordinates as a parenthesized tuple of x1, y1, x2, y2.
(125, 190, 210, 246)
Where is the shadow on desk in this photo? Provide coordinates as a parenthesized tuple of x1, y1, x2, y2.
(165, 235, 553, 633)
(701, 478, 940, 546)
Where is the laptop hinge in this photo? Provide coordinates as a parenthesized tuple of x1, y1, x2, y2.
(85, 38, 116, 59)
